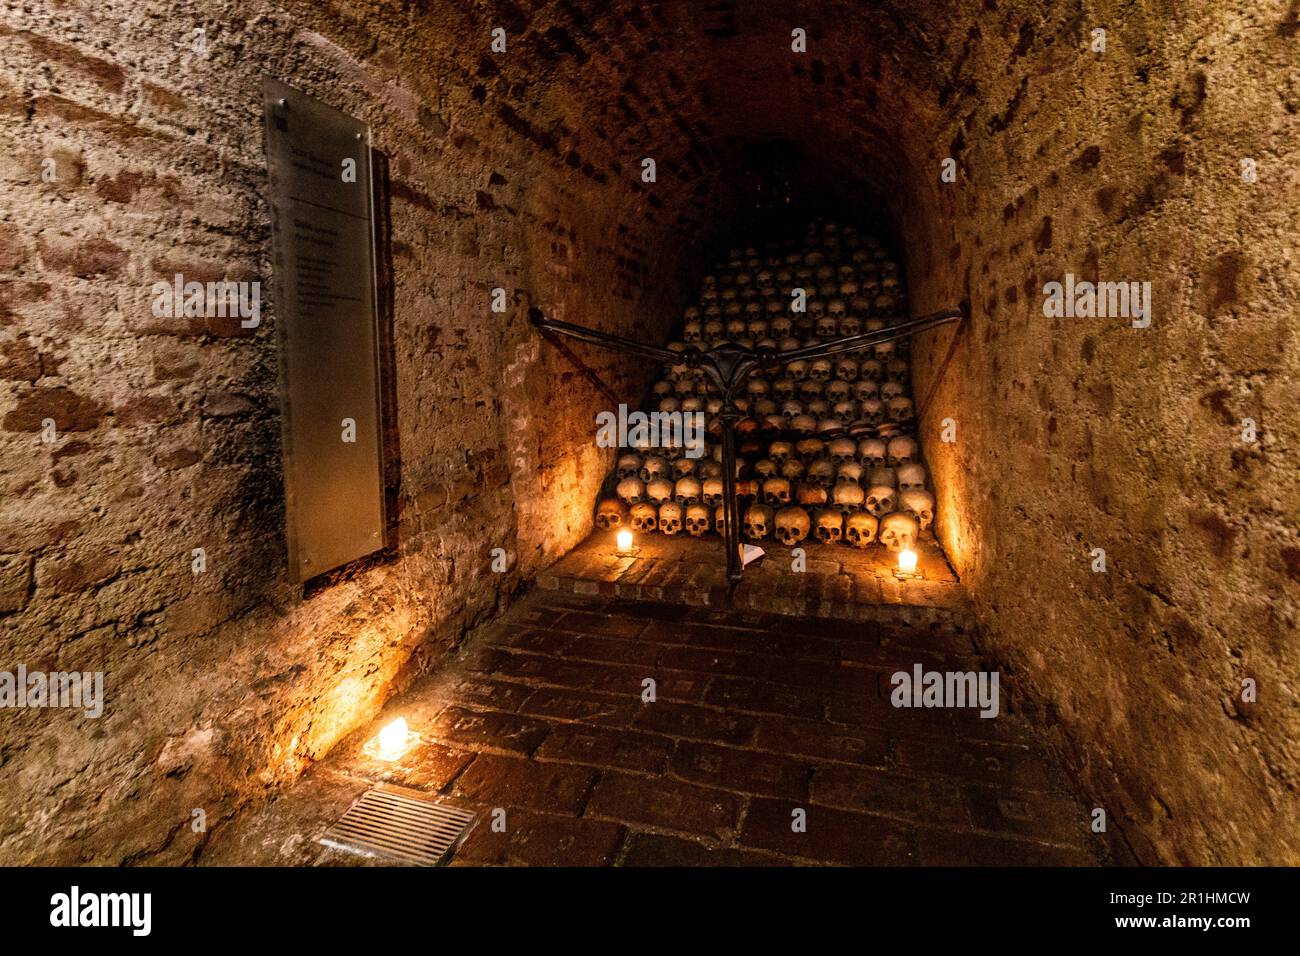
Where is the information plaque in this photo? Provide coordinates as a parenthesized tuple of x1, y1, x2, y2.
(262, 78, 386, 582)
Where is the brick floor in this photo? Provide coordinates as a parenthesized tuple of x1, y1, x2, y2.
(201, 588, 1112, 867)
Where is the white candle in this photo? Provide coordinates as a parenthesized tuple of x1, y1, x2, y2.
(898, 548, 918, 574)
(374, 717, 410, 761)
(616, 529, 633, 553)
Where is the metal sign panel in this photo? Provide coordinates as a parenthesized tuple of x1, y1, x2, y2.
(262, 78, 385, 582)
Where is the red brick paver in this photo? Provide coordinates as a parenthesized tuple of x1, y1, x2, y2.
(201, 588, 1109, 867)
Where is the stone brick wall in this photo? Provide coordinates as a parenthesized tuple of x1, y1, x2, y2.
(0, 0, 689, 863)
(906, 2, 1300, 864)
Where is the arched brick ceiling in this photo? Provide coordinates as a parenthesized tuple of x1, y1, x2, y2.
(432, 0, 980, 255)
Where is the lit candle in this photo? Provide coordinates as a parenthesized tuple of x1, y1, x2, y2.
(616, 529, 633, 553)
(372, 717, 411, 761)
(898, 548, 918, 574)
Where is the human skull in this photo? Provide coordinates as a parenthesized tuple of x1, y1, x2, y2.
(806, 458, 835, 488)
(617, 476, 646, 506)
(867, 465, 897, 488)
(886, 358, 909, 382)
(897, 462, 928, 492)
(768, 440, 794, 467)
(859, 397, 884, 426)
(832, 401, 857, 425)
(838, 314, 862, 337)
(845, 511, 879, 549)
(790, 413, 817, 436)
(785, 359, 809, 381)
(774, 505, 811, 546)
(771, 378, 796, 402)
(809, 358, 834, 382)
(887, 396, 914, 425)
(753, 458, 778, 480)
(831, 481, 865, 515)
(617, 452, 644, 480)
(887, 436, 918, 467)
(828, 437, 857, 465)
(794, 437, 823, 460)
(701, 477, 725, 508)
(858, 437, 887, 468)
(672, 457, 697, 480)
(797, 378, 822, 403)
(825, 379, 851, 404)
(675, 476, 702, 506)
(763, 476, 792, 507)
(859, 359, 883, 382)
(837, 461, 864, 484)
(812, 508, 843, 543)
(864, 484, 897, 517)
(596, 498, 626, 530)
(815, 315, 838, 338)
(880, 380, 905, 401)
(714, 504, 730, 535)
(780, 458, 806, 481)
(659, 501, 684, 536)
(797, 483, 829, 508)
(685, 503, 711, 537)
(743, 503, 773, 541)
(853, 379, 880, 402)
(646, 478, 675, 507)
(630, 502, 658, 533)
(899, 488, 935, 530)
(835, 358, 859, 382)
(653, 380, 674, 399)
(683, 320, 703, 344)
(879, 511, 919, 553)
(640, 455, 669, 482)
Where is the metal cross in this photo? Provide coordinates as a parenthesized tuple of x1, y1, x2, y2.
(532, 306, 963, 584)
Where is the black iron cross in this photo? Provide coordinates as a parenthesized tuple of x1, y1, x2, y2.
(531, 306, 963, 584)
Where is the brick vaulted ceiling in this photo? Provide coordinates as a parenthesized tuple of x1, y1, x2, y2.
(385, 0, 1005, 258)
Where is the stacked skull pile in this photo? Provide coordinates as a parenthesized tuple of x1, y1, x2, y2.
(594, 219, 935, 556)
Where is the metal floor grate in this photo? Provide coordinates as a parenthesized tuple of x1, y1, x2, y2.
(319, 786, 477, 866)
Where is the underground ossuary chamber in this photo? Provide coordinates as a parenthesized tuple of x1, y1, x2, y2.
(538, 217, 961, 581)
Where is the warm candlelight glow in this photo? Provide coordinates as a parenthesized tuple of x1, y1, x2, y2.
(366, 717, 414, 761)
(616, 529, 633, 553)
(898, 548, 918, 574)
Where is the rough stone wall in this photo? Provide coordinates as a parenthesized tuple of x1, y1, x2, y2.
(0, 0, 685, 864)
(907, 1, 1300, 865)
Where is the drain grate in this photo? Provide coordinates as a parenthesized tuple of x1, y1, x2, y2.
(319, 786, 477, 866)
